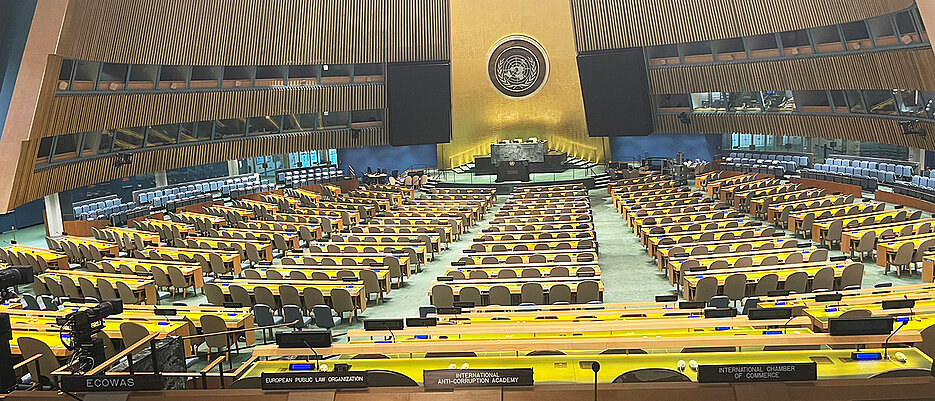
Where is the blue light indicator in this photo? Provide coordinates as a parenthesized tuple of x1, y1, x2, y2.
(825, 307, 838, 312)
(688, 315, 700, 319)
(896, 317, 910, 322)
(763, 330, 782, 335)
(776, 302, 786, 306)
(158, 322, 168, 326)
(228, 313, 237, 316)
(715, 327, 729, 331)
(853, 352, 882, 360)
(290, 363, 314, 371)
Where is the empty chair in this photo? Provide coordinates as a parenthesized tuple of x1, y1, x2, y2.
(692, 276, 718, 303)
(498, 269, 517, 279)
(733, 256, 753, 268)
(279, 285, 303, 312)
(119, 322, 150, 354)
(203, 283, 226, 306)
(576, 281, 601, 303)
(313, 305, 342, 328)
(521, 268, 542, 278)
(886, 242, 915, 277)
(17, 337, 61, 386)
(783, 271, 808, 294)
(331, 287, 357, 322)
(253, 304, 284, 340)
(783, 253, 804, 265)
(549, 266, 569, 277)
(488, 285, 512, 306)
(283, 305, 313, 329)
(302, 287, 327, 312)
(753, 273, 779, 296)
(446, 270, 465, 280)
(116, 281, 140, 304)
(808, 248, 828, 262)
(722, 273, 747, 305)
(230, 285, 253, 308)
(708, 295, 730, 309)
(431, 284, 454, 308)
(458, 286, 482, 306)
(548, 284, 571, 304)
(520, 283, 544, 305)
(811, 267, 835, 292)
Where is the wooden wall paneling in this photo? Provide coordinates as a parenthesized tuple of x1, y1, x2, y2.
(44, 84, 386, 136)
(649, 48, 935, 94)
(654, 113, 935, 150)
(571, 0, 915, 51)
(14, 127, 387, 208)
(57, 0, 450, 65)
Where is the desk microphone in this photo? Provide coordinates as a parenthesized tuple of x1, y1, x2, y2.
(302, 339, 321, 371)
(884, 319, 909, 359)
(591, 361, 600, 401)
(782, 315, 796, 334)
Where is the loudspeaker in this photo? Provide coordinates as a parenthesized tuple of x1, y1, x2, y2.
(577, 48, 653, 137)
(386, 61, 452, 146)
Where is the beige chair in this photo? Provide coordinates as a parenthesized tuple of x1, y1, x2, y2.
(431, 284, 454, 308)
(692, 277, 718, 303)
(808, 248, 829, 262)
(78, 277, 101, 301)
(488, 285, 512, 306)
(201, 314, 236, 361)
(753, 274, 779, 297)
(458, 286, 482, 306)
(61, 276, 82, 299)
(120, 321, 150, 354)
(549, 267, 569, 277)
(722, 273, 747, 305)
(811, 267, 835, 292)
(576, 281, 601, 303)
(302, 287, 326, 312)
(360, 270, 382, 302)
(468, 270, 488, 279)
(783, 253, 804, 265)
(886, 242, 915, 277)
(278, 284, 303, 311)
(520, 283, 544, 305)
(840, 263, 864, 289)
(203, 283, 226, 306)
(331, 287, 357, 322)
(446, 270, 465, 280)
(230, 285, 254, 308)
(17, 337, 61, 385)
(498, 269, 517, 279)
(521, 268, 542, 278)
(783, 271, 808, 294)
(152, 267, 174, 295)
(254, 286, 279, 311)
(116, 281, 142, 304)
(548, 284, 571, 304)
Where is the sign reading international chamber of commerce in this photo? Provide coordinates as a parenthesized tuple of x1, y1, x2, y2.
(697, 363, 818, 383)
(424, 368, 534, 390)
(260, 371, 369, 390)
(61, 375, 165, 392)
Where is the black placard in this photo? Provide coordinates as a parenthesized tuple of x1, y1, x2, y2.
(423, 368, 533, 390)
(815, 293, 843, 303)
(747, 307, 792, 321)
(697, 363, 817, 383)
(261, 371, 369, 390)
(882, 299, 916, 310)
(61, 375, 165, 392)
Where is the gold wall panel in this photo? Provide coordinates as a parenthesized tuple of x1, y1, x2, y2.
(44, 84, 385, 137)
(57, 0, 449, 65)
(439, 0, 609, 169)
(654, 113, 935, 150)
(572, 0, 915, 51)
(650, 48, 935, 94)
(12, 128, 387, 209)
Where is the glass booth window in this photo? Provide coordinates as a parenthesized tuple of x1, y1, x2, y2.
(864, 90, 899, 115)
(113, 127, 146, 151)
(52, 133, 79, 162)
(248, 116, 282, 136)
(215, 119, 246, 139)
(762, 91, 795, 112)
(146, 124, 179, 147)
(320, 111, 349, 129)
(36, 137, 54, 164)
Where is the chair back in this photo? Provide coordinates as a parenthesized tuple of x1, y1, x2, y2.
(548, 284, 571, 304)
(230, 285, 254, 308)
(488, 285, 512, 306)
(253, 304, 277, 326)
(431, 284, 454, 308)
(313, 305, 339, 328)
(17, 337, 61, 384)
(200, 314, 230, 349)
(784, 271, 809, 294)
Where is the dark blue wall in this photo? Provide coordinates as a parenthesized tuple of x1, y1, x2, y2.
(0, 0, 37, 138)
(610, 133, 722, 162)
(338, 144, 437, 176)
(0, 198, 44, 233)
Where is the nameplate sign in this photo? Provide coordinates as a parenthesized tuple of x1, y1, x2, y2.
(424, 368, 534, 390)
(260, 371, 369, 390)
(697, 363, 817, 383)
(61, 375, 165, 392)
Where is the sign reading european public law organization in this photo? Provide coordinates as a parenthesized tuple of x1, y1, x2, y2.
(260, 371, 369, 390)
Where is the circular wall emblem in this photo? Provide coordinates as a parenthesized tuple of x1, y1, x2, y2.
(487, 36, 549, 99)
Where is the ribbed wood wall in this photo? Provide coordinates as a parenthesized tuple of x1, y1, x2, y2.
(45, 84, 385, 136)
(571, 0, 915, 51)
(650, 48, 935, 94)
(57, 0, 450, 65)
(654, 113, 935, 150)
(14, 128, 387, 208)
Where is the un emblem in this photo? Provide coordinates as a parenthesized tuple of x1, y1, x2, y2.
(488, 36, 549, 98)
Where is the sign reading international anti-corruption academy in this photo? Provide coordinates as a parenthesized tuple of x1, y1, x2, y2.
(697, 363, 818, 383)
(424, 368, 534, 390)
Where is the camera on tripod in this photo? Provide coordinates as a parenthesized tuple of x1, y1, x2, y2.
(61, 299, 123, 373)
(0, 266, 33, 301)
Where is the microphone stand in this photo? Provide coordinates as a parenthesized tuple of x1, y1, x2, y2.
(591, 362, 600, 401)
(883, 320, 909, 359)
